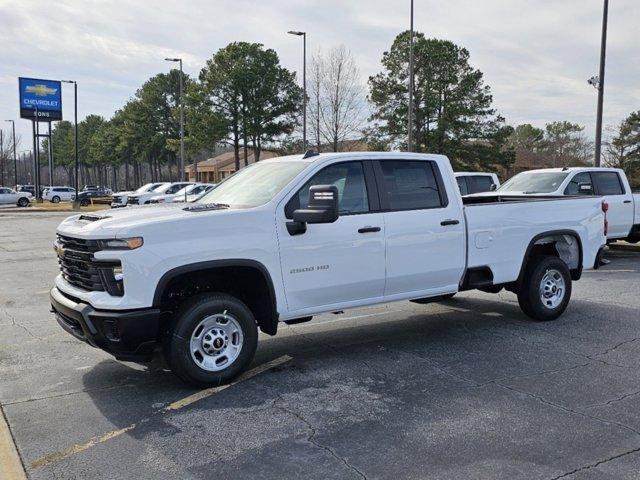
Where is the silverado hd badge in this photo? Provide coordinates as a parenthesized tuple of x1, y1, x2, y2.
(290, 265, 330, 274)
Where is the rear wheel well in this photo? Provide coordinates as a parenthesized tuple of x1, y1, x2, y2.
(520, 232, 582, 283)
(156, 264, 278, 336)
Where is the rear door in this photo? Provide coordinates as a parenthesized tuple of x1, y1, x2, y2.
(592, 171, 633, 238)
(277, 160, 386, 312)
(375, 159, 465, 297)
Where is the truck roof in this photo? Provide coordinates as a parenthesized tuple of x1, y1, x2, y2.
(261, 151, 450, 164)
(519, 166, 624, 174)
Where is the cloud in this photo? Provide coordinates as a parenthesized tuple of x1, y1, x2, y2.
(1, 0, 638, 151)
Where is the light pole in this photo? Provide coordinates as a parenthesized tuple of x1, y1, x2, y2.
(593, 0, 609, 167)
(165, 58, 186, 181)
(4, 120, 17, 187)
(408, 0, 415, 152)
(288, 30, 307, 151)
(62, 80, 79, 208)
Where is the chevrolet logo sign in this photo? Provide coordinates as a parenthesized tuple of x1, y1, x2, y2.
(26, 84, 58, 96)
(53, 242, 65, 258)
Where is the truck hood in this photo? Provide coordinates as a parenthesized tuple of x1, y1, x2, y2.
(56, 203, 228, 239)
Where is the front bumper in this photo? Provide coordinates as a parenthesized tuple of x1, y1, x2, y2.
(50, 287, 161, 361)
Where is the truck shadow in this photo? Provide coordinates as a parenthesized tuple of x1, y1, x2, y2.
(79, 293, 639, 447)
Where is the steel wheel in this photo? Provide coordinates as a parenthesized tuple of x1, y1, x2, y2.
(189, 313, 244, 372)
(539, 268, 565, 309)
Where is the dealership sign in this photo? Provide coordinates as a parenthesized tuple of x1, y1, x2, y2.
(19, 77, 62, 120)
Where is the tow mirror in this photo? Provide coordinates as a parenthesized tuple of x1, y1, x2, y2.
(287, 185, 339, 235)
(489, 183, 497, 191)
(578, 183, 593, 194)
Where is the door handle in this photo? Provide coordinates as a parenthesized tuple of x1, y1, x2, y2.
(358, 226, 381, 233)
(623, 200, 632, 204)
(440, 219, 460, 226)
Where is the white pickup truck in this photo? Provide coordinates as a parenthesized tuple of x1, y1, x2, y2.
(50, 152, 607, 386)
(495, 167, 640, 243)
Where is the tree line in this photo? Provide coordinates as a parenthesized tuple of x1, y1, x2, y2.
(24, 31, 639, 190)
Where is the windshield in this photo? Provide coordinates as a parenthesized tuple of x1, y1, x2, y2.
(197, 162, 309, 208)
(498, 172, 569, 194)
(152, 183, 172, 194)
(175, 184, 199, 196)
(135, 183, 158, 194)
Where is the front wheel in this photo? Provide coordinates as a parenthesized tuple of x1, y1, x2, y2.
(517, 255, 572, 321)
(17, 197, 29, 207)
(51, 196, 60, 203)
(163, 293, 258, 387)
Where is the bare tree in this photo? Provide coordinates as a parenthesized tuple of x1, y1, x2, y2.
(308, 46, 367, 152)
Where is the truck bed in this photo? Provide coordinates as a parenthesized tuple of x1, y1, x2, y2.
(463, 195, 606, 286)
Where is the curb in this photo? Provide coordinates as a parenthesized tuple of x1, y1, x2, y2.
(0, 406, 27, 480)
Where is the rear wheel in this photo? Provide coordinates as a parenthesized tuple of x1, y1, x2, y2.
(163, 293, 258, 387)
(17, 197, 29, 207)
(51, 195, 60, 203)
(517, 255, 571, 321)
(80, 199, 90, 206)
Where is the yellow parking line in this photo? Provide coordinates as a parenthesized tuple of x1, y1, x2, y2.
(30, 425, 135, 469)
(163, 355, 292, 412)
(30, 355, 292, 470)
(0, 407, 27, 480)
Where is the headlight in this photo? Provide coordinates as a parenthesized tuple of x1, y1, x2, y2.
(99, 237, 143, 250)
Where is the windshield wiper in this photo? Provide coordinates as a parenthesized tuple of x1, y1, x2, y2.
(183, 203, 230, 212)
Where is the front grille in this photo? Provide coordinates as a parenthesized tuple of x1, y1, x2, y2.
(57, 235, 104, 291)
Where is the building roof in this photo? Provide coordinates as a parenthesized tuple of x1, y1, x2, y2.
(185, 150, 279, 172)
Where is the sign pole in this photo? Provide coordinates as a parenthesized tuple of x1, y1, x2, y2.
(47, 121, 53, 186)
(35, 110, 41, 201)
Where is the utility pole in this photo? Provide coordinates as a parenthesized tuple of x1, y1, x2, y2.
(288, 30, 307, 150)
(0, 129, 4, 186)
(408, 0, 415, 152)
(62, 80, 79, 208)
(594, 0, 609, 167)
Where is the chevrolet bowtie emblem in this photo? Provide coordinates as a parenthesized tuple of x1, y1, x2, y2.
(26, 84, 57, 96)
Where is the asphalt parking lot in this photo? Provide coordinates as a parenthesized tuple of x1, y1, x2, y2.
(1, 212, 640, 480)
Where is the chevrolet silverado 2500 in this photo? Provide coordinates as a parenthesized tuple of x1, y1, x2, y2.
(50, 152, 607, 386)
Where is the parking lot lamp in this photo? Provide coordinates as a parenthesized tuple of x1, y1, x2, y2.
(593, 0, 609, 167)
(61, 80, 79, 208)
(288, 30, 307, 151)
(165, 58, 186, 181)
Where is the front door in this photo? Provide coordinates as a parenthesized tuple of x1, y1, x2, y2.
(276, 161, 386, 313)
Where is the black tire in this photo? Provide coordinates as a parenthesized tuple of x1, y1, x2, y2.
(51, 195, 61, 203)
(80, 199, 90, 207)
(163, 293, 258, 387)
(17, 197, 29, 207)
(517, 255, 572, 321)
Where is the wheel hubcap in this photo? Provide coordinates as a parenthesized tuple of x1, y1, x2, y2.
(190, 313, 243, 372)
(539, 269, 565, 309)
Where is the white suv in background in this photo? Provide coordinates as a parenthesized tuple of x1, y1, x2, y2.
(0, 187, 32, 207)
(111, 183, 166, 208)
(171, 184, 217, 203)
(148, 182, 196, 204)
(127, 183, 193, 206)
(43, 187, 76, 203)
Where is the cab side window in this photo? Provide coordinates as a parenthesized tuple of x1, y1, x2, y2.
(594, 172, 625, 195)
(379, 161, 445, 210)
(467, 175, 494, 194)
(286, 161, 369, 218)
(564, 172, 593, 195)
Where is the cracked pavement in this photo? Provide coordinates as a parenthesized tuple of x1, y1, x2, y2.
(1, 212, 640, 479)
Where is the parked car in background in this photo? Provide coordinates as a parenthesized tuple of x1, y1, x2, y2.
(0, 187, 32, 207)
(16, 185, 36, 195)
(493, 167, 640, 242)
(43, 186, 76, 203)
(51, 152, 607, 386)
(127, 182, 191, 205)
(171, 183, 218, 203)
(76, 188, 112, 206)
(111, 183, 166, 208)
(148, 182, 196, 204)
(455, 172, 500, 195)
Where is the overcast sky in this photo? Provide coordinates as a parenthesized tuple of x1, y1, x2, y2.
(1, 0, 638, 150)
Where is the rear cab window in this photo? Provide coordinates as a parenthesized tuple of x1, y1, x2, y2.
(467, 175, 494, 194)
(594, 171, 625, 195)
(377, 160, 447, 211)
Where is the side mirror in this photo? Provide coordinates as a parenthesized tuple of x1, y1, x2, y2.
(578, 183, 593, 194)
(287, 185, 339, 235)
(489, 183, 497, 191)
